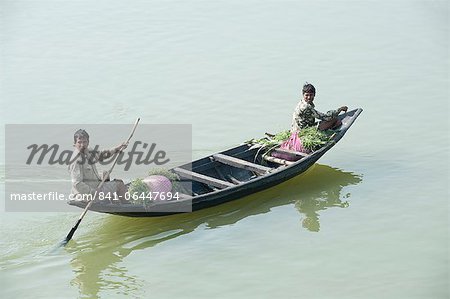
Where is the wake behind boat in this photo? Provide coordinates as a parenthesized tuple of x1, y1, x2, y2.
(68, 108, 363, 217)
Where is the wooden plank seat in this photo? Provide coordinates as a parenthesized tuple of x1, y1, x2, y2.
(263, 155, 294, 166)
(212, 153, 272, 175)
(173, 167, 234, 189)
(272, 148, 309, 159)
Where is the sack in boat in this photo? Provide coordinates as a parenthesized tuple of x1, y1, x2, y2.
(281, 131, 304, 152)
(271, 131, 309, 161)
(143, 175, 172, 200)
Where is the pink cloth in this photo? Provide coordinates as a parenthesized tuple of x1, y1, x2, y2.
(281, 131, 303, 152)
(271, 131, 309, 161)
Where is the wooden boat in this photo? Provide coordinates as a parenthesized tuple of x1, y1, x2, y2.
(69, 108, 363, 217)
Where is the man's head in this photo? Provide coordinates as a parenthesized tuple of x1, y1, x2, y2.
(302, 83, 316, 103)
(74, 129, 89, 152)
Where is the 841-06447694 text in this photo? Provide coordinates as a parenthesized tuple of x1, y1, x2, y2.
(9, 191, 181, 202)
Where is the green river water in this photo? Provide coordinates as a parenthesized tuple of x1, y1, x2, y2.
(0, 1, 448, 298)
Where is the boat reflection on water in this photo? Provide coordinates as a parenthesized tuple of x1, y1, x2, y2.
(293, 165, 359, 232)
(67, 164, 362, 298)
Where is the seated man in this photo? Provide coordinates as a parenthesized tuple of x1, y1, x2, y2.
(292, 83, 348, 132)
(69, 129, 128, 201)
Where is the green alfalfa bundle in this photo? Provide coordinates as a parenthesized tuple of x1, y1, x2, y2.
(127, 178, 150, 205)
(297, 127, 332, 152)
(246, 130, 291, 147)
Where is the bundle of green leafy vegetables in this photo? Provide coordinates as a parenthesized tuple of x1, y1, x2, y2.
(148, 168, 179, 181)
(127, 178, 150, 203)
(246, 130, 290, 148)
(297, 127, 333, 152)
(247, 127, 333, 153)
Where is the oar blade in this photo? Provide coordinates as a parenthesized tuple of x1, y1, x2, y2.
(60, 219, 81, 247)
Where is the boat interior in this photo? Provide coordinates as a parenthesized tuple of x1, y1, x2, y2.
(172, 140, 309, 197)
